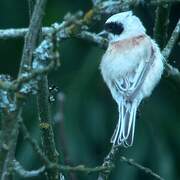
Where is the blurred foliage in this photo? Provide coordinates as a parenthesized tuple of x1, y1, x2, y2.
(0, 0, 180, 180)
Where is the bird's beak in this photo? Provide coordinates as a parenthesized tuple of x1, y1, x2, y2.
(97, 30, 108, 38)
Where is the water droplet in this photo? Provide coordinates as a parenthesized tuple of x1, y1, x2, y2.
(173, 60, 176, 64)
(49, 85, 58, 93)
(49, 95, 55, 103)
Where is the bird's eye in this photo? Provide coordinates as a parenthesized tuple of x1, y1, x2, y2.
(104, 22, 124, 35)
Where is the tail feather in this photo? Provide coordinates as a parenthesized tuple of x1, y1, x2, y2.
(111, 100, 138, 147)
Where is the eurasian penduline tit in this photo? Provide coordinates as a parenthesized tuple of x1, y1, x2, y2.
(100, 11, 164, 147)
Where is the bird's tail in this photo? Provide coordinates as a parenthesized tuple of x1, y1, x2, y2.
(111, 100, 138, 147)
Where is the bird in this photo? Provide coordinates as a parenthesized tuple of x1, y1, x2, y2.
(100, 11, 164, 147)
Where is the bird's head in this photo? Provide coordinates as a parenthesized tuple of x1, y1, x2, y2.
(104, 11, 146, 42)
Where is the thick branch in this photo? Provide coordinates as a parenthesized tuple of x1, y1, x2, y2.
(19, 0, 48, 75)
(37, 76, 60, 180)
(0, 27, 51, 40)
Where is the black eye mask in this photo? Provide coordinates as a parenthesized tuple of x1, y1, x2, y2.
(104, 22, 124, 35)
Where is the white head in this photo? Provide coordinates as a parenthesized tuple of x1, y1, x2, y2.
(104, 11, 146, 42)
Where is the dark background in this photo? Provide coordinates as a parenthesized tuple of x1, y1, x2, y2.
(0, 0, 180, 180)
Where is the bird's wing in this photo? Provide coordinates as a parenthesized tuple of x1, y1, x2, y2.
(114, 46, 155, 100)
(111, 42, 156, 147)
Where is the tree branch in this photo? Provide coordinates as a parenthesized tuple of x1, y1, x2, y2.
(98, 146, 118, 180)
(151, 0, 180, 4)
(1, 22, 178, 93)
(162, 19, 180, 85)
(0, 0, 48, 179)
(120, 156, 165, 180)
(19, 0, 48, 75)
(0, 27, 51, 40)
(37, 76, 60, 180)
(13, 160, 45, 178)
(20, 121, 114, 174)
(0, 11, 178, 95)
(162, 19, 180, 60)
(153, 1, 171, 49)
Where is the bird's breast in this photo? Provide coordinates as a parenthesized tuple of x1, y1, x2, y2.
(100, 35, 147, 81)
(100, 35, 164, 102)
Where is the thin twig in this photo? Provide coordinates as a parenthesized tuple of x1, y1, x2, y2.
(165, 63, 180, 86)
(98, 146, 118, 180)
(27, 0, 35, 19)
(0, 115, 20, 180)
(153, 1, 171, 49)
(0, 61, 55, 92)
(161, 19, 180, 84)
(13, 160, 45, 178)
(162, 19, 180, 60)
(20, 121, 114, 173)
(20, 121, 52, 165)
(120, 156, 165, 180)
(56, 164, 114, 173)
(151, 0, 180, 4)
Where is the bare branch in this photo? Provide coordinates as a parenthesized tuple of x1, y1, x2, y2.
(0, 19, 179, 93)
(161, 19, 180, 84)
(37, 76, 60, 180)
(162, 19, 180, 60)
(153, 1, 171, 48)
(0, 0, 48, 179)
(98, 146, 118, 180)
(120, 156, 165, 180)
(0, 61, 54, 93)
(164, 63, 180, 86)
(20, 121, 114, 174)
(151, 0, 180, 4)
(19, 0, 48, 75)
(0, 27, 51, 40)
(13, 160, 45, 178)
(20, 121, 52, 165)
(0, 19, 179, 94)
(57, 164, 114, 174)
(27, 0, 35, 19)
(78, 31, 108, 48)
